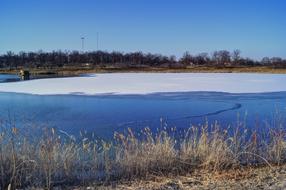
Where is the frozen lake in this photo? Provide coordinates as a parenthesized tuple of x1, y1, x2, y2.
(0, 91, 285, 139)
(0, 73, 285, 139)
(1, 73, 286, 95)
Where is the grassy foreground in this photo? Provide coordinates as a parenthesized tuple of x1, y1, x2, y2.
(1, 121, 286, 189)
(101, 165, 286, 190)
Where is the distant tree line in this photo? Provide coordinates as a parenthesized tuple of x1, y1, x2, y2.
(0, 50, 286, 70)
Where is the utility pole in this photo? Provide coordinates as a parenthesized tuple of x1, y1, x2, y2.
(81, 37, 85, 52)
(96, 32, 99, 51)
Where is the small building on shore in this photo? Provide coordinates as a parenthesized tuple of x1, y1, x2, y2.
(19, 70, 30, 80)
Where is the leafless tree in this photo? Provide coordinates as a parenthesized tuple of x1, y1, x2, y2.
(232, 49, 241, 65)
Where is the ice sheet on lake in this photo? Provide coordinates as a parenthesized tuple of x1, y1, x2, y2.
(0, 73, 286, 95)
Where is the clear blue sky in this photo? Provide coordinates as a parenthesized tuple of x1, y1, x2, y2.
(1, 0, 286, 59)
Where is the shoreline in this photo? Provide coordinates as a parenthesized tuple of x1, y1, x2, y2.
(2, 66, 286, 76)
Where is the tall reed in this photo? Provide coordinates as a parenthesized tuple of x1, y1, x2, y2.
(0, 119, 286, 189)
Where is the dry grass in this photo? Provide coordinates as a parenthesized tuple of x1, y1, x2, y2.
(0, 119, 286, 189)
(2, 65, 286, 76)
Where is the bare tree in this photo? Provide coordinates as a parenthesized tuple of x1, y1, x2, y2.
(212, 50, 231, 65)
(180, 52, 193, 65)
(232, 49, 241, 65)
(261, 57, 271, 65)
(0, 50, 285, 70)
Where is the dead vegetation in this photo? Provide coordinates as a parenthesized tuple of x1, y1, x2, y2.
(0, 119, 286, 189)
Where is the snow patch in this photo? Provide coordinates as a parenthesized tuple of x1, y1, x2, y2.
(0, 73, 286, 95)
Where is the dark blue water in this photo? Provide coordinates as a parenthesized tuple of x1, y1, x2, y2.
(0, 74, 20, 82)
(0, 91, 285, 140)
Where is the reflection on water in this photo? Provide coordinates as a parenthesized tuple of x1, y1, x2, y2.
(0, 91, 285, 140)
